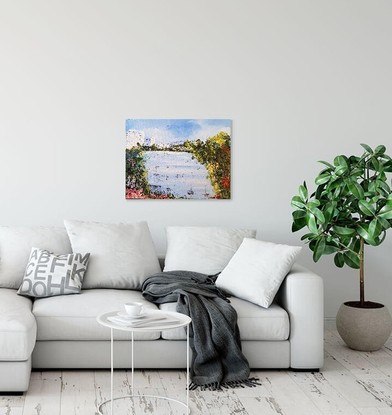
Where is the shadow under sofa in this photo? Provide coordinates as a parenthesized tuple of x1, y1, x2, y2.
(0, 264, 324, 393)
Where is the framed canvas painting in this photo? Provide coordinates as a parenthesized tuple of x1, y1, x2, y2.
(125, 119, 231, 200)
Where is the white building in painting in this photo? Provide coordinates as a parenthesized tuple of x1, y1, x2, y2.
(144, 136, 155, 146)
(126, 130, 145, 148)
(126, 130, 155, 148)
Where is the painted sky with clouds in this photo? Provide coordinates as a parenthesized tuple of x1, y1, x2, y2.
(125, 119, 231, 145)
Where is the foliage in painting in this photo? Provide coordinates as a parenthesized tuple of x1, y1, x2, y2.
(184, 132, 231, 199)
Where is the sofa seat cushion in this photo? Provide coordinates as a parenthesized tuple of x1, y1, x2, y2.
(0, 289, 37, 360)
(159, 297, 290, 341)
(33, 289, 160, 341)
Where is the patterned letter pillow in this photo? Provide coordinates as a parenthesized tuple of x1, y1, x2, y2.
(216, 238, 302, 308)
(64, 220, 161, 289)
(17, 248, 90, 298)
(164, 226, 256, 275)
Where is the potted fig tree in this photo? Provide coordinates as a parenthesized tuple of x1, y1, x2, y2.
(291, 144, 392, 351)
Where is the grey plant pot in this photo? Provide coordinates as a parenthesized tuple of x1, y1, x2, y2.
(336, 302, 392, 351)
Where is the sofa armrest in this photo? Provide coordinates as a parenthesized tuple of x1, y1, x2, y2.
(279, 264, 324, 369)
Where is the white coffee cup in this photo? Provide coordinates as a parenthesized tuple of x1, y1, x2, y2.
(124, 302, 143, 317)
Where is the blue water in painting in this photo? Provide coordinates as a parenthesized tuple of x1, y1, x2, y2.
(144, 151, 215, 199)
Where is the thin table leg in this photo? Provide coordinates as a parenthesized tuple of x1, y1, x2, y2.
(131, 330, 134, 393)
(111, 328, 113, 415)
(186, 324, 189, 411)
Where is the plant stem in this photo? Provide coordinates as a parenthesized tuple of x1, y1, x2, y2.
(359, 238, 365, 306)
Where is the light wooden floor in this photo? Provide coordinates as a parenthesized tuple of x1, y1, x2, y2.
(2, 330, 392, 415)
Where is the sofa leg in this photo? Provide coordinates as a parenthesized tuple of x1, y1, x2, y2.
(292, 368, 320, 372)
(0, 391, 24, 396)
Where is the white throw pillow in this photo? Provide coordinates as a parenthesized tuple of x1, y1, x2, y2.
(0, 226, 72, 289)
(18, 247, 90, 298)
(64, 220, 161, 289)
(163, 226, 256, 275)
(215, 238, 302, 308)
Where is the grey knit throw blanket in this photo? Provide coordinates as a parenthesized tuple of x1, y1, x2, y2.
(142, 270, 260, 391)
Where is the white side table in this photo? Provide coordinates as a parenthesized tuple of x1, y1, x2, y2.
(97, 310, 192, 415)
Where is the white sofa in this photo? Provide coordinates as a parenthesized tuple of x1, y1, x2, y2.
(0, 264, 323, 393)
(0, 265, 324, 392)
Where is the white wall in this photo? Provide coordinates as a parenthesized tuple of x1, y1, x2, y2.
(1, 0, 391, 319)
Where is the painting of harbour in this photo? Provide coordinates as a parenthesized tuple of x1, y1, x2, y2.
(125, 119, 231, 199)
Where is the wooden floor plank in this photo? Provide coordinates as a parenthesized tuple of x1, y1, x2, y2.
(0, 407, 23, 415)
(357, 408, 392, 415)
(289, 368, 362, 414)
(326, 330, 392, 378)
(93, 370, 134, 415)
(321, 352, 389, 408)
(0, 395, 24, 409)
(21, 371, 61, 415)
(60, 371, 97, 415)
(233, 369, 323, 414)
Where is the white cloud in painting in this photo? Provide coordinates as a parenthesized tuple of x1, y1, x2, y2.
(188, 120, 231, 142)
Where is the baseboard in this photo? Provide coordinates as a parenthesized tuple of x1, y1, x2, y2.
(324, 317, 336, 330)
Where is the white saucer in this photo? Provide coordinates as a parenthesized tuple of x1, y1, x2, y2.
(117, 311, 146, 319)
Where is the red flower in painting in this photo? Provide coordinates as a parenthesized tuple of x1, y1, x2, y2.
(221, 176, 230, 189)
(126, 189, 145, 199)
(221, 144, 230, 156)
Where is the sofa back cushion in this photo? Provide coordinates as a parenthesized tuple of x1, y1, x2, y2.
(64, 220, 161, 289)
(164, 226, 256, 275)
(0, 226, 72, 289)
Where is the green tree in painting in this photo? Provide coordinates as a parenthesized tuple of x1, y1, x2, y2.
(185, 132, 231, 199)
(125, 147, 150, 197)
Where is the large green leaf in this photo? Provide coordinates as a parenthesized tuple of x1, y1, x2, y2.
(315, 173, 331, 185)
(291, 196, 306, 209)
(292, 210, 307, 232)
(344, 251, 360, 269)
(292, 210, 307, 220)
(292, 220, 306, 232)
(349, 237, 361, 253)
(307, 200, 320, 208)
(384, 160, 392, 172)
(299, 184, 308, 202)
(335, 165, 348, 176)
(368, 218, 382, 239)
(301, 233, 316, 241)
(346, 180, 364, 200)
(309, 206, 325, 224)
(307, 213, 318, 234)
(378, 204, 392, 220)
(377, 216, 391, 230)
(323, 204, 335, 224)
(361, 143, 373, 154)
(334, 155, 349, 169)
(313, 238, 326, 262)
(333, 226, 356, 236)
(334, 252, 345, 267)
(357, 224, 377, 245)
(375, 145, 386, 154)
(370, 157, 381, 172)
(323, 244, 340, 255)
(358, 200, 375, 216)
(377, 180, 391, 195)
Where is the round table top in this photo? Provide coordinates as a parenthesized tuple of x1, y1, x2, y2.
(96, 310, 191, 332)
